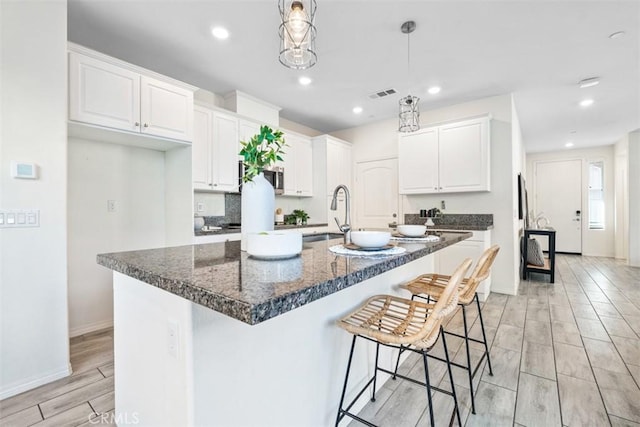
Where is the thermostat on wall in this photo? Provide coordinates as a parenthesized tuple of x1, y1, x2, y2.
(10, 161, 38, 179)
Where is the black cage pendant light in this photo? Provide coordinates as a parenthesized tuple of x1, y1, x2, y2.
(279, 0, 317, 70)
(399, 21, 420, 133)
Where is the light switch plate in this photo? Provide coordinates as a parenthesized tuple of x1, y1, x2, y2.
(0, 209, 39, 228)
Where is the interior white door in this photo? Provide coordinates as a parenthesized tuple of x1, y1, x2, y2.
(355, 159, 399, 229)
(534, 159, 582, 253)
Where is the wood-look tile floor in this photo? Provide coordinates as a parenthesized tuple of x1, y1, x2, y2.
(351, 255, 640, 426)
(0, 328, 115, 426)
(1, 255, 639, 426)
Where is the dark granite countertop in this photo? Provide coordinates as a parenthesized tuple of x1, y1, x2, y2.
(194, 223, 329, 237)
(426, 224, 493, 231)
(97, 231, 471, 325)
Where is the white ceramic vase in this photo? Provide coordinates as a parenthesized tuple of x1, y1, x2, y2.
(241, 172, 275, 251)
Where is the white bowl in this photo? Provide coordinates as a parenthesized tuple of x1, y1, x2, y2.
(397, 224, 427, 237)
(246, 232, 302, 260)
(351, 231, 391, 248)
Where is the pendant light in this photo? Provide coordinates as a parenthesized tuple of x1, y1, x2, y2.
(399, 21, 420, 133)
(279, 0, 317, 70)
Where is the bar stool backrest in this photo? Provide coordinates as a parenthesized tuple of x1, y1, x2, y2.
(416, 257, 473, 349)
(459, 245, 500, 304)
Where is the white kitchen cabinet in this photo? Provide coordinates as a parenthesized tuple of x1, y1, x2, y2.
(192, 106, 239, 192)
(281, 132, 313, 197)
(398, 116, 490, 194)
(326, 138, 353, 196)
(434, 230, 492, 300)
(311, 135, 353, 230)
(69, 48, 194, 143)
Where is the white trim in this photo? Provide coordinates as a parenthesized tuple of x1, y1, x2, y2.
(0, 365, 72, 400)
(69, 319, 114, 338)
(223, 90, 282, 111)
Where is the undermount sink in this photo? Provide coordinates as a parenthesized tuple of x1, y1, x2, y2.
(302, 232, 343, 243)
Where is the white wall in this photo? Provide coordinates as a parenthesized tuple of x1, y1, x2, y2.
(333, 95, 521, 295)
(614, 135, 629, 260)
(629, 131, 640, 267)
(0, 0, 70, 398)
(526, 145, 616, 257)
(67, 139, 167, 337)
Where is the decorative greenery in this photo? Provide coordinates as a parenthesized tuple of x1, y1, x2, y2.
(284, 210, 310, 225)
(239, 125, 286, 183)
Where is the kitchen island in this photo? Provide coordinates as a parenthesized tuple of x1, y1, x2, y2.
(97, 232, 471, 426)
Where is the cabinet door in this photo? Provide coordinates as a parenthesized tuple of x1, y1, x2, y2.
(436, 239, 483, 275)
(140, 76, 193, 141)
(280, 134, 298, 195)
(192, 107, 212, 190)
(295, 138, 313, 196)
(398, 127, 439, 194)
(326, 140, 352, 196)
(439, 117, 490, 192)
(69, 52, 140, 132)
(211, 112, 239, 192)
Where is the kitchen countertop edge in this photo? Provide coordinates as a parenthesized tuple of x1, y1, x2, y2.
(97, 231, 471, 325)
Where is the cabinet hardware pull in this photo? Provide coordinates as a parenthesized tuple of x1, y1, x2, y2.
(143, 123, 149, 128)
(135, 122, 140, 127)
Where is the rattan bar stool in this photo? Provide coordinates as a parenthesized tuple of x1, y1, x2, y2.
(335, 258, 473, 427)
(395, 245, 500, 415)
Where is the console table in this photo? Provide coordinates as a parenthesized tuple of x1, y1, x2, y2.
(522, 228, 556, 283)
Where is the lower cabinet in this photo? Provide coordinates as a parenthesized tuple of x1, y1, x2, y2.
(434, 230, 492, 300)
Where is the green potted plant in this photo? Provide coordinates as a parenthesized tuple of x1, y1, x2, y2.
(239, 126, 286, 183)
(291, 209, 310, 226)
(239, 125, 287, 251)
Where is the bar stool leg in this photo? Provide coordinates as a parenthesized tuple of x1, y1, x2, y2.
(335, 335, 357, 427)
(441, 326, 462, 427)
(421, 350, 436, 427)
(371, 342, 380, 402)
(461, 304, 476, 414)
(476, 293, 493, 376)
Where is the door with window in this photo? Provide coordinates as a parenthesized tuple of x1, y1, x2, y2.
(534, 159, 582, 253)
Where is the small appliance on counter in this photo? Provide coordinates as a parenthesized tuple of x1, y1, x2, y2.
(275, 208, 284, 225)
(194, 216, 205, 231)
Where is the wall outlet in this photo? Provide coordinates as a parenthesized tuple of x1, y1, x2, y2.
(167, 320, 179, 358)
(196, 202, 205, 213)
(441, 200, 446, 210)
(107, 200, 117, 212)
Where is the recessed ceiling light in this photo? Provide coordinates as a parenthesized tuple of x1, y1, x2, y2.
(427, 86, 441, 95)
(211, 27, 229, 40)
(352, 106, 363, 114)
(580, 99, 594, 107)
(578, 77, 600, 89)
(298, 76, 312, 86)
(609, 31, 625, 39)
(565, 142, 574, 148)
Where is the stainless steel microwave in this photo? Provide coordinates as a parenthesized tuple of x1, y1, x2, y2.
(238, 161, 284, 195)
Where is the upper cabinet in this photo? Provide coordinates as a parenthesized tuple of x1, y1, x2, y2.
(325, 137, 353, 196)
(193, 106, 239, 192)
(280, 132, 313, 197)
(68, 45, 195, 146)
(398, 116, 490, 194)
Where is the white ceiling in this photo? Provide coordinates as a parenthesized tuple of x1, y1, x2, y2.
(68, 0, 640, 153)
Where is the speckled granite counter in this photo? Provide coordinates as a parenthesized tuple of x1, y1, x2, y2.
(97, 231, 470, 325)
(404, 213, 493, 231)
(193, 222, 328, 237)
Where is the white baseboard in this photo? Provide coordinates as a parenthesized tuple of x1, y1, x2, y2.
(0, 365, 71, 400)
(69, 319, 114, 338)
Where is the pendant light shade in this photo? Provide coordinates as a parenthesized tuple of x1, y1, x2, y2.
(279, 0, 317, 70)
(399, 21, 420, 133)
(399, 95, 420, 133)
